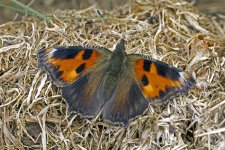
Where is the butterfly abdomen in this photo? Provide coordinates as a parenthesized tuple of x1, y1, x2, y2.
(99, 48, 132, 100)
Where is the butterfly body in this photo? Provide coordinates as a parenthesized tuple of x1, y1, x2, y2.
(38, 39, 195, 127)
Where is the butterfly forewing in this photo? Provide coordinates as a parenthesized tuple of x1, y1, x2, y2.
(38, 46, 110, 87)
(133, 57, 196, 103)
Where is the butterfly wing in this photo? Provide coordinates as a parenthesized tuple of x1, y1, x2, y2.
(38, 46, 111, 118)
(61, 72, 105, 118)
(132, 55, 196, 104)
(38, 46, 111, 87)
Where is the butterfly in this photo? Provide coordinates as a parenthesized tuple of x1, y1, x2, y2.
(37, 39, 196, 127)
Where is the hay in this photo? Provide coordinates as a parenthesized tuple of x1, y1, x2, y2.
(0, 0, 225, 149)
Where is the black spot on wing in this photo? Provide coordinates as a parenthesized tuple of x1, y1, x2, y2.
(52, 47, 80, 59)
(154, 60, 169, 77)
(53, 66, 63, 78)
(76, 63, 86, 73)
(52, 46, 94, 59)
(143, 60, 151, 71)
(142, 74, 149, 86)
(155, 60, 181, 80)
(82, 49, 93, 60)
(159, 90, 165, 98)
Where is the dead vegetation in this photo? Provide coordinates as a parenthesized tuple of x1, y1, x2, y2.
(0, 0, 225, 149)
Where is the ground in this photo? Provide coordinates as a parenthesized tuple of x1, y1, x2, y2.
(0, 0, 225, 149)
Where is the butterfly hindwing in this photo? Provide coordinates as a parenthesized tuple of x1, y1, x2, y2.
(103, 69, 149, 127)
(38, 46, 107, 87)
(62, 73, 103, 118)
(133, 57, 196, 103)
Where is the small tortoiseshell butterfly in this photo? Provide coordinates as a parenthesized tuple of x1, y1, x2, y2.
(38, 39, 195, 127)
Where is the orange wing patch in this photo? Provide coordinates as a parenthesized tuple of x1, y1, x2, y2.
(135, 59, 194, 101)
(49, 50, 99, 83)
(38, 46, 102, 87)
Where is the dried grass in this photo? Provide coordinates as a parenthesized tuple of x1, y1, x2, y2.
(0, 0, 225, 149)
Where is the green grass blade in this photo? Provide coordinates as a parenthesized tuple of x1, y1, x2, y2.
(10, 0, 52, 23)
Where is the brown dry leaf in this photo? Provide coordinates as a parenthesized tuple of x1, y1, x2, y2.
(186, 34, 210, 73)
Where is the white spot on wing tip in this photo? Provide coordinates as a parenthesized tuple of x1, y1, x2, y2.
(179, 71, 186, 80)
(49, 48, 58, 57)
(179, 71, 184, 77)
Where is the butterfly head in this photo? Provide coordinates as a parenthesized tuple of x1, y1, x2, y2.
(113, 38, 126, 56)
